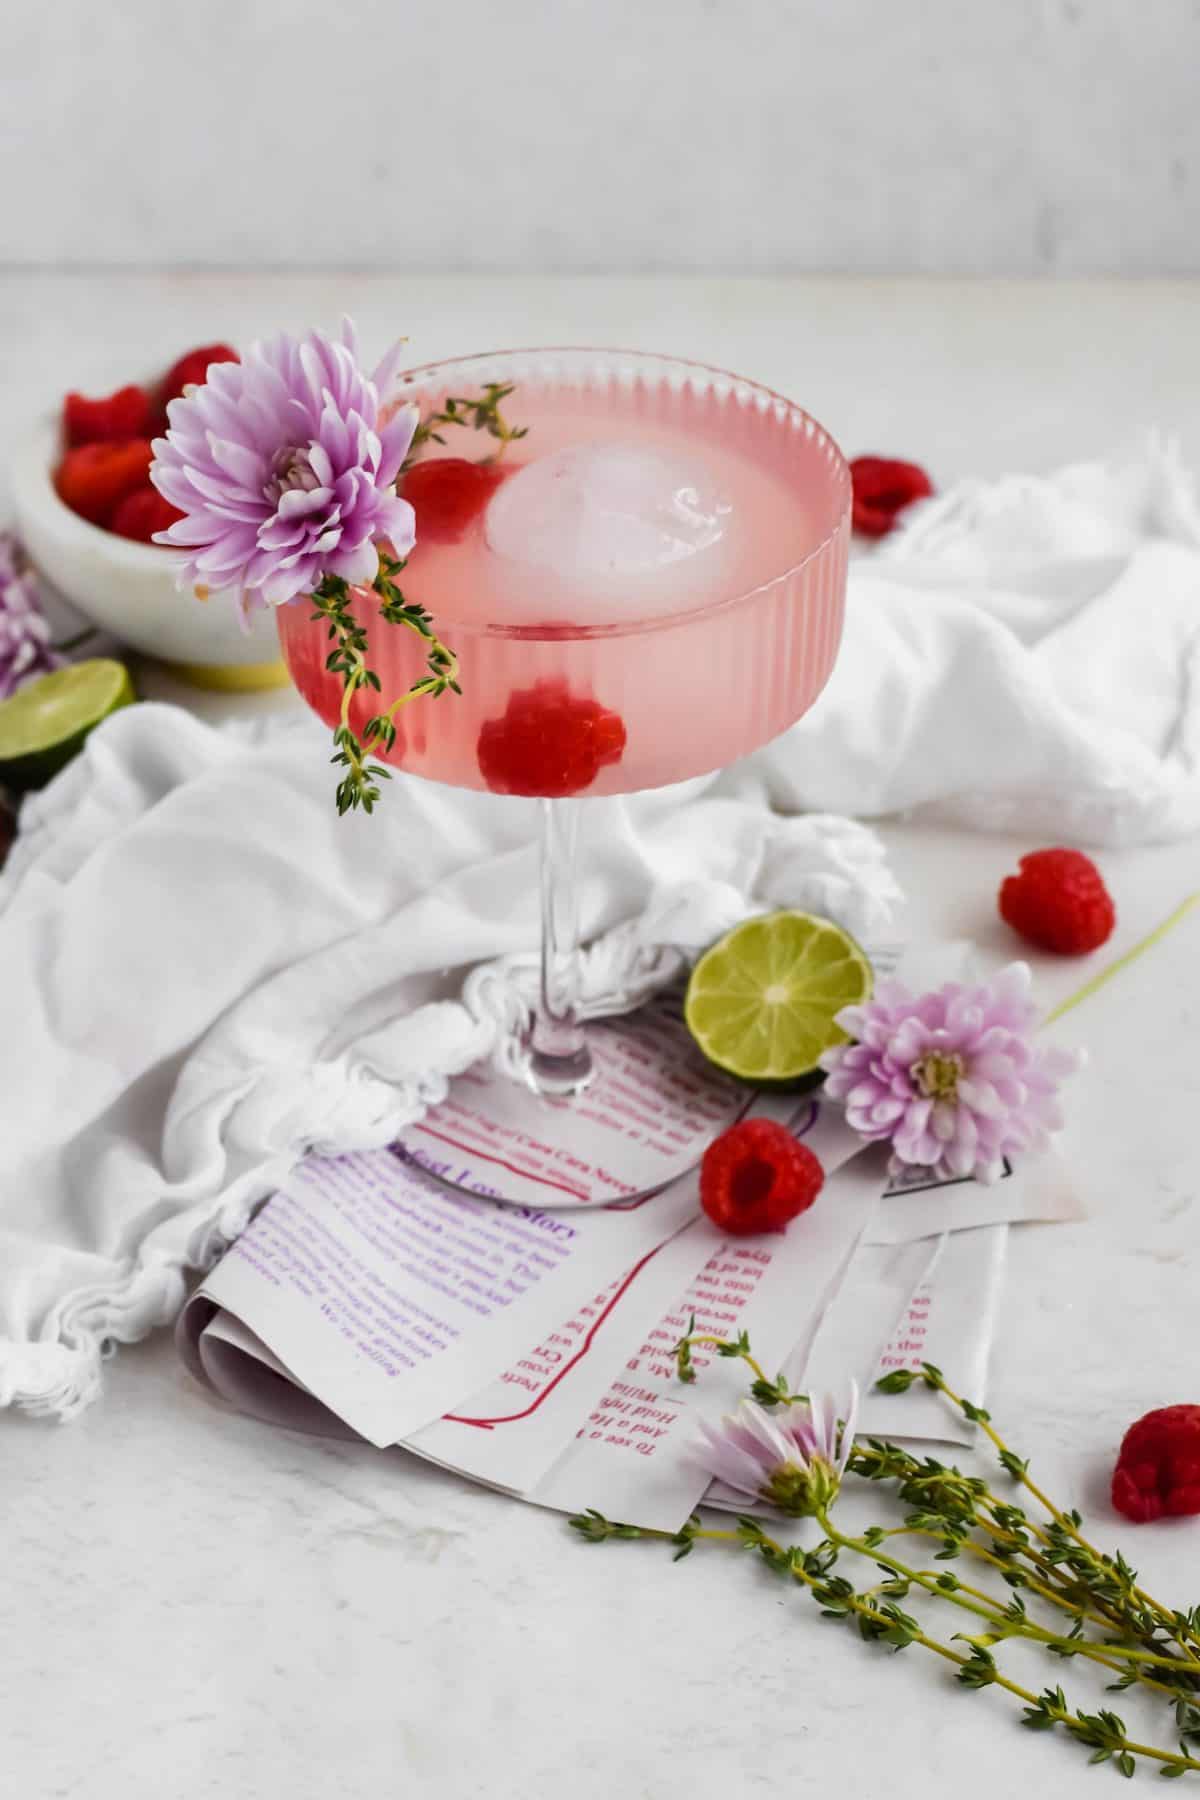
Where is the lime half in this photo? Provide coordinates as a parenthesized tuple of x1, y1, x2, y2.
(0, 659, 135, 792)
(685, 910, 873, 1084)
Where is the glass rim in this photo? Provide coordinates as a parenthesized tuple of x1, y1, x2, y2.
(392, 345, 851, 641)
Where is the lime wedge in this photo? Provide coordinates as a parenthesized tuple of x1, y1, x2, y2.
(684, 910, 874, 1084)
(0, 659, 135, 792)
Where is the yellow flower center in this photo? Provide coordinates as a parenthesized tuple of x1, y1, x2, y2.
(912, 1050, 964, 1101)
(763, 1454, 841, 1518)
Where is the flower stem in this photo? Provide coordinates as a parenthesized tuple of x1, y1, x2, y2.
(1041, 893, 1200, 1027)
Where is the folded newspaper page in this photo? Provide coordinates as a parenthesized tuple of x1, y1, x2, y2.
(178, 1045, 1079, 1525)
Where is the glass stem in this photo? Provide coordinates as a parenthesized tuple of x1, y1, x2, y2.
(528, 797, 593, 1096)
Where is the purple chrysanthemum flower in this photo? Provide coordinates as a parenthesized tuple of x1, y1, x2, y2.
(0, 533, 61, 700)
(820, 962, 1081, 1185)
(149, 319, 418, 612)
(694, 1388, 859, 1516)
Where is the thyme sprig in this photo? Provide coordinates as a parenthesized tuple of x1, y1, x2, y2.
(673, 1315, 799, 1407)
(405, 381, 528, 464)
(312, 383, 524, 813)
(310, 558, 459, 816)
(573, 1342, 1200, 1780)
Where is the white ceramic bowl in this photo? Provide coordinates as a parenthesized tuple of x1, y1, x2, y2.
(10, 414, 287, 689)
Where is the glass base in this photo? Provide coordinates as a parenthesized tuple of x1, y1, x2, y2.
(527, 1036, 594, 1097)
(394, 989, 749, 1208)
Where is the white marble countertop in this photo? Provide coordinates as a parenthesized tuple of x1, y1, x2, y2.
(4, 275, 1200, 1799)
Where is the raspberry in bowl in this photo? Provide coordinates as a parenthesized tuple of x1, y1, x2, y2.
(10, 346, 285, 690)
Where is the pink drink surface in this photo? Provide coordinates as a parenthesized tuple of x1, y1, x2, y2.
(278, 366, 848, 796)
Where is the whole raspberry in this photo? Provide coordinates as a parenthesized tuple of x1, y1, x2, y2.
(477, 682, 626, 797)
(110, 484, 185, 543)
(998, 848, 1116, 955)
(403, 457, 507, 543)
(700, 1118, 824, 1236)
(160, 343, 240, 408)
(850, 455, 934, 538)
(64, 384, 156, 447)
(1112, 1405, 1200, 1522)
(55, 439, 156, 528)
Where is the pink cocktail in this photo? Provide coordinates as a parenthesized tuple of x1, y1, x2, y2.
(279, 349, 850, 1096)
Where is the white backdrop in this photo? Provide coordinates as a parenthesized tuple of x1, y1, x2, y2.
(2, 0, 1198, 273)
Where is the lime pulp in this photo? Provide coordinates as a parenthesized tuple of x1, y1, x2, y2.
(684, 910, 874, 1084)
(0, 659, 135, 791)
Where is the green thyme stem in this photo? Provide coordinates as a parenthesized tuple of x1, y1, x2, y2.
(849, 1442, 1070, 1584)
(576, 1331, 1200, 1776)
(937, 1533, 1157, 1658)
(1041, 892, 1200, 1027)
(312, 558, 461, 815)
(676, 1333, 774, 1392)
(926, 1369, 1200, 1662)
(680, 1348, 1198, 1682)
(870, 1489, 1183, 1685)
(876, 1525, 1127, 1639)
(758, 1530, 989, 1683)
(777, 1552, 1039, 1702)
(405, 381, 528, 465)
(857, 1434, 1200, 1695)
(929, 1369, 1076, 1526)
(817, 1511, 1193, 1697)
(337, 645, 366, 737)
(967, 1498, 1157, 1643)
(876, 1523, 1109, 1629)
(377, 653, 460, 727)
(959, 1491, 1130, 1628)
(313, 384, 524, 815)
(590, 1514, 1200, 1778)
(749, 1531, 1200, 1775)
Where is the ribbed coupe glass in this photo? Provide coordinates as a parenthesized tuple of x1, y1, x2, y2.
(278, 348, 851, 1098)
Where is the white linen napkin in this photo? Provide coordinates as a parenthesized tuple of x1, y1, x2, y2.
(0, 706, 900, 1419)
(726, 437, 1200, 843)
(3, 438, 1198, 1420)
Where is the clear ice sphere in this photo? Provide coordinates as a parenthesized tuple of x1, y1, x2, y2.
(484, 443, 733, 589)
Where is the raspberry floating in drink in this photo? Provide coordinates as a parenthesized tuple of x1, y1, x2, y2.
(402, 457, 508, 543)
(477, 682, 626, 797)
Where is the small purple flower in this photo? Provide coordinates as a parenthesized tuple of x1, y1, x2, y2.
(149, 319, 418, 612)
(0, 533, 61, 700)
(820, 962, 1081, 1185)
(694, 1388, 859, 1516)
